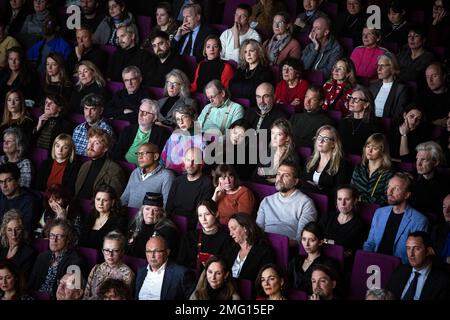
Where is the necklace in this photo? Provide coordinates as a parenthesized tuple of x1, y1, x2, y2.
(351, 118, 363, 135)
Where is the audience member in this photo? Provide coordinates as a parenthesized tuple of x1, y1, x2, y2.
(275, 58, 309, 109)
(255, 263, 287, 300)
(322, 58, 356, 112)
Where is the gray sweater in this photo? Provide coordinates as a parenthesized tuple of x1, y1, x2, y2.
(256, 189, 318, 242)
(121, 165, 175, 208)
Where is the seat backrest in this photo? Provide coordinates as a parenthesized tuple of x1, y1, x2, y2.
(123, 255, 148, 274)
(236, 278, 253, 300)
(349, 250, 401, 300)
(304, 192, 328, 218)
(79, 198, 92, 215)
(180, 55, 197, 81)
(127, 206, 139, 222)
(76, 246, 99, 271)
(287, 289, 308, 300)
(106, 81, 125, 94)
(327, 110, 342, 123)
(242, 181, 277, 203)
(266, 232, 289, 268)
(232, 98, 251, 109)
(29, 107, 43, 121)
(339, 37, 354, 55)
(148, 86, 165, 99)
(222, 0, 257, 26)
(379, 117, 392, 134)
(346, 154, 362, 168)
(118, 161, 136, 177)
(101, 44, 117, 65)
(210, 24, 228, 34)
(31, 290, 52, 300)
(305, 70, 324, 86)
(136, 15, 152, 41)
(108, 119, 131, 133)
(193, 92, 209, 110)
(396, 161, 415, 173)
(357, 202, 380, 226)
(31, 148, 49, 170)
(68, 113, 85, 126)
(296, 146, 312, 161)
(321, 1, 338, 18)
(32, 238, 49, 253)
(171, 214, 188, 236)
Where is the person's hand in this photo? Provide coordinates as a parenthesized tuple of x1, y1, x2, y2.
(51, 202, 67, 219)
(212, 185, 225, 201)
(433, 8, 447, 25)
(309, 31, 319, 51)
(257, 167, 266, 176)
(177, 22, 191, 37)
(123, 108, 134, 114)
(309, 293, 320, 300)
(294, 17, 306, 29)
(36, 113, 50, 131)
(291, 98, 301, 106)
(399, 121, 409, 136)
(232, 21, 241, 36)
(75, 43, 84, 59)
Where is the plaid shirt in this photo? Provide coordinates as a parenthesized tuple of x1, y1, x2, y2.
(72, 119, 114, 156)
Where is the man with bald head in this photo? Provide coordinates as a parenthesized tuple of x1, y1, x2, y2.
(301, 16, 343, 79)
(166, 147, 214, 230)
(244, 82, 286, 146)
(135, 235, 195, 300)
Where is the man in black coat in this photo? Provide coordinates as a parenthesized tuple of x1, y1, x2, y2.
(386, 231, 450, 300)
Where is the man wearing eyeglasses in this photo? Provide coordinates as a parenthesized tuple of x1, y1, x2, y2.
(290, 86, 334, 148)
(112, 99, 170, 164)
(105, 66, 150, 122)
(0, 163, 39, 234)
(120, 143, 174, 209)
(107, 24, 151, 82)
(136, 235, 195, 300)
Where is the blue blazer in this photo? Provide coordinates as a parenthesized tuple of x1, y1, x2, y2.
(363, 205, 428, 263)
(135, 261, 195, 300)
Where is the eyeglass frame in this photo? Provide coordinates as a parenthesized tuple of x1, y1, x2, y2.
(102, 248, 122, 255)
(134, 151, 156, 157)
(49, 233, 66, 241)
(347, 94, 368, 103)
(314, 135, 335, 143)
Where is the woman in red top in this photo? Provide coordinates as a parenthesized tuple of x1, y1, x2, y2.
(322, 58, 357, 113)
(275, 57, 309, 109)
(191, 35, 234, 93)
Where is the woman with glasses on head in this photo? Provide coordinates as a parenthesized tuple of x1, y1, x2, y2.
(28, 219, 85, 298)
(191, 34, 234, 93)
(83, 231, 134, 300)
(127, 192, 179, 259)
(79, 184, 126, 250)
(229, 39, 274, 102)
(275, 57, 309, 109)
(44, 52, 73, 98)
(178, 200, 232, 271)
(338, 84, 380, 155)
(212, 164, 255, 226)
(190, 255, 240, 300)
(0, 127, 33, 187)
(69, 60, 107, 114)
(0, 259, 33, 300)
(369, 52, 408, 119)
(160, 104, 204, 173)
(35, 133, 80, 194)
(351, 133, 394, 205)
(350, 27, 387, 79)
(255, 263, 287, 300)
(157, 69, 197, 128)
(35, 184, 82, 238)
(0, 209, 36, 275)
(0, 89, 34, 144)
(322, 58, 357, 112)
(301, 125, 351, 198)
(263, 12, 301, 67)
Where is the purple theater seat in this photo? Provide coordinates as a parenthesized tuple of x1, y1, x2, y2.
(396, 161, 415, 173)
(76, 246, 99, 271)
(193, 92, 209, 110)
(148, 86, 165, 99)
(346, 154, 362, 168)
(271, 65, 280, 83)
(287, 290, 308, 300)
(101, 44, 118, 64)
(171, 214, 188, 236)
(327, 110, 342, 123)
(118, 161, 136, 177)
(305, 70, 324, 86)
(357, 202, 380, 227)
(79, 198, 92, 215)
(266, 232, 289, 268)
(31, 291, 52, 300)
(108, 119, 131, 133)
(31, 148, 49, 170)
(304, 192, 328, 218)
(284, 0, 298, 20)
(237, 278, 253, 300)
(136, 15, 152, 42)
(349, 250, 401, 300)
(380, 117, 392, 134)
(232, 98, 251, 108)
(32, 238, 49, 253)
(296, 146, 312, 160)
(123, 255, 148, 274)
(127, 206, 139, 222)
(68, 113, 85, 125)
(106, 81, 125, 94)
(242, 181, 276, 203)
(340, 37, 354, 55)
(210, 24, 228, 34)
(281, 104, 296, 116)
(29, 107, 43, 121)
(180, 55, 197, 81)
(321, 1, 338, 18)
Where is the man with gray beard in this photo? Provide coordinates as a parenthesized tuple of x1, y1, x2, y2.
(256, 160, 317, 247)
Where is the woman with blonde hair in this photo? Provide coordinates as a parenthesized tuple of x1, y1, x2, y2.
(0, 209, 36, 275)
(254, 118, 299, 184)
(35, 133, 80, 193)
(69, 60, 107, 113)
(0, 89, 34, 143)
(302, 125, 351, 198)
(190, 256, 240, 300)
(229, 39, 274, 101)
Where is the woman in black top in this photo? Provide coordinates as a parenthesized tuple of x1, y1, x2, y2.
(0, 209, 36, 276)
(334, 0, 367, 47)
(178, 199, 232, 271)
(127, 192, 179, 259)
(338, 85, 380, 155)
(79, 185, 126, 250)
(44, 52, 73, 98)
(319, 185, 366, 257)
(191, 34, 234, 93)
(287, 222, 340, 294)
(229, 39, 274, 101)
(0, 259, 33, 300)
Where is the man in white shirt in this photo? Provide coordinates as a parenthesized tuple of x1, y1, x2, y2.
(220, 4, 261, 63)
(256, 160, 318, 247)
(136, 235, 195, 300)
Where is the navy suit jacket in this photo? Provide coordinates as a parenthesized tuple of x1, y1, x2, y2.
(135, 261, 195, 300)
(171, 24, 215, 62)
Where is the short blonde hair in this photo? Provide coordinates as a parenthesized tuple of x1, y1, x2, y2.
(51, 134, 75, 162)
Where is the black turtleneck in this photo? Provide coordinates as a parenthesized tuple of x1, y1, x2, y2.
(77, 155, 107, 199)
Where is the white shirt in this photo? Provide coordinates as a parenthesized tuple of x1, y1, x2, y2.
(374, 82, 393, 117)
(138, 262, 167, 300)
(220, 27, 261, 63)
(312, 170, 321, 185)
(231, 253, 247, 278)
